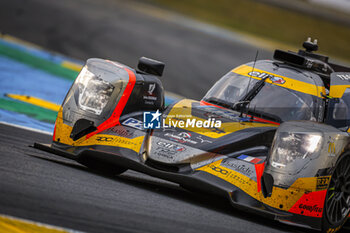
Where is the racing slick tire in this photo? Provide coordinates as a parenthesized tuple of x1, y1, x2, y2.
(77, 157, 127, 176)
(322, 151, 350, 233)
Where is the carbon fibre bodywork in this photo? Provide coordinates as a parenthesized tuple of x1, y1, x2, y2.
(34, 43, 350, 232)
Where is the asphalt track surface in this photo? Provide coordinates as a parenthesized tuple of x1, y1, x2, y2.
(0, 0, 349, 232)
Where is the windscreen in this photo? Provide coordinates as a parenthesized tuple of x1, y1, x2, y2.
(247, 83, 316, 122)
(203, 71, 319, 122)
(204, 72, 258, 106)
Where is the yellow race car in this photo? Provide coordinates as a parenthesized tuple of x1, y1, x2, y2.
(35, 39, 350, 232)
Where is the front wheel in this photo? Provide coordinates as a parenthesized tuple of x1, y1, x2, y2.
(322, 152, 350, 233)
(77, 157, 127, 176)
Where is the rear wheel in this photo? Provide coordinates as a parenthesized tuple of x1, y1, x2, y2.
(77, 157, 127, 176)
(322, 152, 350, 233)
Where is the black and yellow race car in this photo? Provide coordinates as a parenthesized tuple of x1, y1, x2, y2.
(34, 39, 350, 232)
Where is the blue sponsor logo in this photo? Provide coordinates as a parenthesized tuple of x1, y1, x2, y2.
(122, 118, 143, 130)
(143, 110, 162, 129)
(269, 76, 285, 84)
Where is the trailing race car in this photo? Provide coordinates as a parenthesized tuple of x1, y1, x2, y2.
(34, 39, 350, 232)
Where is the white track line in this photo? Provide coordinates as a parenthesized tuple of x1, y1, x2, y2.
(0, 121, 52, 135)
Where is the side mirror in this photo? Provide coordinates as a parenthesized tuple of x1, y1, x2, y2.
(137, 57, 165, 76)
(325, 98, 350, 128)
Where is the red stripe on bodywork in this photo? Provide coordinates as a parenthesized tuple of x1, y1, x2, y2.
(288, 190, 327, 218)
(52, 122, 57, 141)
(247, 115, 280, 125)
(86, 67, 136, 139)
(254, 162, 265, 192)
(199, 100, 226, 109)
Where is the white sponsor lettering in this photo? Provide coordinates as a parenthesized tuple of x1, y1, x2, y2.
(337, 74, 350, 81)
(163, 118, 221, 129)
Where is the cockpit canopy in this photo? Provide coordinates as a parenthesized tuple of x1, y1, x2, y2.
(202, 61, 325, 123)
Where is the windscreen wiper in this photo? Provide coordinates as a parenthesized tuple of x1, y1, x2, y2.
(232, 75, 270, 110)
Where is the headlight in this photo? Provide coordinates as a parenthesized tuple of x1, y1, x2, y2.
(76, 66, 115, 115)
(269, 132, 322, 171)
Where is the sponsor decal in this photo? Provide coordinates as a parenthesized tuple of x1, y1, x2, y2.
(109, 127, 134, 138)
(248, 71, 285, 84)
(209, 165, 229, 175)
(196, 135, 212, 144)
(269, 76, 286, 84)
(209, 165, 250, 184)
(221, 159, 254, 177)
(143, 83, 157, 104)
(156, 141, 186, 152)
(228, 173, 250, 185)
(316, 177, 330, 190)
(153, 141, 186, 159)
(148, 83, 156, 95)
(154, 152, 174, 159)
(288, 190, 327, 218)
(144, 100, 155, 105)
(143, 96, 157, 101)
(96, 136, 114, 142)
(237, 154, 262, 164)
(298, 204, 323, 213)
(165, 132, 198, 145)
(337, 74, 350, 81)
(199, 163, 252, 186)
(328, 141, 336, 156)
(96, 136, 138, 146)
(122, 118, 143, 130)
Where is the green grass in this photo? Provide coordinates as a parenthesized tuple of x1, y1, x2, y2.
(148, 0, 350, 62)
(0, 43, 79, 80)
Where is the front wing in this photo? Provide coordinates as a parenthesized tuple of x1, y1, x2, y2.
(33, 142, 334, 231)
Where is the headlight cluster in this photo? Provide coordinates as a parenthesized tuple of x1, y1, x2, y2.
(269, 132, 322, 172)
(76, 66, 115, 115)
